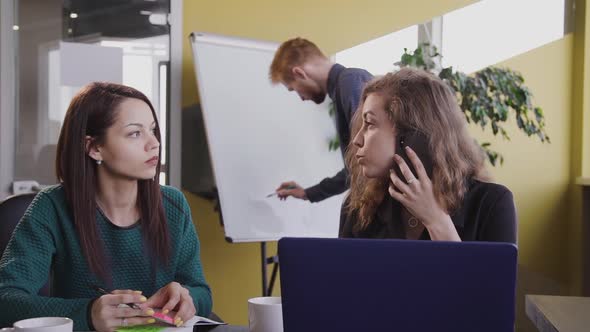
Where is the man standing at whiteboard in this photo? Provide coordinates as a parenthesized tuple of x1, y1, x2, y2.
(269, 37, 373, 202)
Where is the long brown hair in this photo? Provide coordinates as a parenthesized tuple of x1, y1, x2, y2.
(55, 82, 170, 281)
(345, 68, 489, 230)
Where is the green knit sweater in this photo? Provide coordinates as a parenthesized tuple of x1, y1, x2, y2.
(0, 185, 212, 330)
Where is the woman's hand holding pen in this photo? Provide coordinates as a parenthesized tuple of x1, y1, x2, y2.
(91, 289, 155, 332)
(141, 282, 196, 327)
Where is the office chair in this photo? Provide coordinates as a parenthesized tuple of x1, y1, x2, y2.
(0, 192, 51, 296)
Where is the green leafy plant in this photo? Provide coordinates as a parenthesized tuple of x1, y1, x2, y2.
(395, 43, 550, 166)
(328, 102, 340, 151)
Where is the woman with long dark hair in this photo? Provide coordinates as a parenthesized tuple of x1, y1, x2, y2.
(0, 82, 211, 331)
(341, 68, 517, 243)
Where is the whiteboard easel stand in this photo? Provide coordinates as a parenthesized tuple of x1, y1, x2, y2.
(218, 196, 279, 297)
(261, 242, 279, 296)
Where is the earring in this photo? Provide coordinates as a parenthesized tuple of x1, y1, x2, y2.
(96, 160, 102, 165)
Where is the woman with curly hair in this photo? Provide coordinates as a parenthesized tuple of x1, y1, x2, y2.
(340, 68, 517, 243)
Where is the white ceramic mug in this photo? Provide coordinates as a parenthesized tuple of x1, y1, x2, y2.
(0, 317, 73, 332)
(248, 296, 283, 332)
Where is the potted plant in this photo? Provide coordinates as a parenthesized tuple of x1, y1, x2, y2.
(395, 43, 550, 166)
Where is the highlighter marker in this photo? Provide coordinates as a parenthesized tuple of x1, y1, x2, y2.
(152, 311, 176, 326)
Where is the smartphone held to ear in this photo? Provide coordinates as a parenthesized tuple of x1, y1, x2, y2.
(392, 130, 434, 183)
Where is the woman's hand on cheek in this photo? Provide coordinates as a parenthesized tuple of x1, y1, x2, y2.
(388, 146, 449, 228)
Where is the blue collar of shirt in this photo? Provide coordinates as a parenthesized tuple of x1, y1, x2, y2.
(327, 63, 346, 100)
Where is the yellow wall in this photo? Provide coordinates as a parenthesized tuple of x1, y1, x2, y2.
(572, 1, 587, 179)
(181, 0, 583, 326)
(569, 0, 590, 295)
(575, 0, 590, 178)
(469, 37, 574, 291)
(182, 0, 475, 107)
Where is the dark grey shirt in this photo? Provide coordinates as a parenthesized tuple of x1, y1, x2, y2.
(304, 64, 373, 203)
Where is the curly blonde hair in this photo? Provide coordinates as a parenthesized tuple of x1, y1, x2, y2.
(345, 68, 489, 231)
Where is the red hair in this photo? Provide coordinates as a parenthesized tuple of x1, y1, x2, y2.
(269, 37, 327, 83)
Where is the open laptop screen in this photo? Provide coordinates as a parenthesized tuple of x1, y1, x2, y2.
(278, 237, 517, 332)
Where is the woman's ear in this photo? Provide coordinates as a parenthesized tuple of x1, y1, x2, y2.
(292, 66, 307, 80)
(85, 136, 102, 162)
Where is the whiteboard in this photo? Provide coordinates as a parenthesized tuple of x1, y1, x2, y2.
(190, 32, 345, 242)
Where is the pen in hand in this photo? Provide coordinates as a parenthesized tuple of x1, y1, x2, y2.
(267, 184, 297, 197)
(91, 285, 143, 310)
